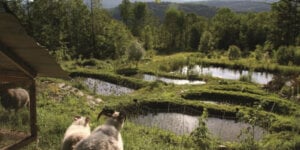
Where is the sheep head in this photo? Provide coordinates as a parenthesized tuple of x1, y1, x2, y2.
(97, 108, 126, 131)
(73, 116, 90, 127)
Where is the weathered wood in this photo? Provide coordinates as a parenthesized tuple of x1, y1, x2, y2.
(0, 45, 37, 79)
(2, 136, 36, 150)
(29, 79, 37, 138)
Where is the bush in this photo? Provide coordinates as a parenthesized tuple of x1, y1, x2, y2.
(127, 41, 146, 67)
(239, 74, 252, 83)
(228, 45, 241, 60)
(198, 31, 214, 53)
(116, 68, 138, 76)
(276, 46, 295, 65)
(294, 47, 300, 65)
(254, 45, 264, 60)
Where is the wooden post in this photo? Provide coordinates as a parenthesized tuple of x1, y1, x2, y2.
(3, 79, 38, 150)
(29, 79, 37, 138)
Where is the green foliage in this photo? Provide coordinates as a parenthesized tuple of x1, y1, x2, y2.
(237, 104, 267, 150)
(294, 47, 300, 65)
(228, 45, 242, 60)
(10, 0, 134, 60)
(127, 41, 146, 67)
(119, 0, 132, 26)
(271, 0, 300, 47)
(190, 108, 216, 150)
(182, 89, 295, 115)
(239, 74, 252, 83)
(276, 46, 296, 65)
(260, 132, 300, 150)
(141, 25, 154, 50)
(198, 31, 215, 53)
(212, 8, 240, 50)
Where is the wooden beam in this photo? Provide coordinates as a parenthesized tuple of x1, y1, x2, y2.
(0, 43, 37, 79)
(29, 79, 37, 137)
(0, 70, 29, 81)
(2, 136, 36, 150)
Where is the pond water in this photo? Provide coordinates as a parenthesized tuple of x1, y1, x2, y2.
(130, 112, 265, 141)
(143, 74, 206, 85)
(84, 78, 134, 96)
(178, 65, 273, 84)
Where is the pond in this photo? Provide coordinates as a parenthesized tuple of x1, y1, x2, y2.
(130, 112, 265, 142)
(178, 65, 273, 84)
(84, 78, 134, 96)
(143, 74, 206, 85)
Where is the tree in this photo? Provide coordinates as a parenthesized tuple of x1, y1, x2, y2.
(228, 45, 242, 60)
(211, 8, 240, 50)
(276, 46, 295, 65)
(238, 12, 271, 51)
(119, 0, 132, 26)
(127, 41, 145, 68)
(131, 2, 148, 36)
(271, 0, 300, 47)
(164, 7, 185, 50)
(198, 31, 214, 53)
(141, 25, 154, 50)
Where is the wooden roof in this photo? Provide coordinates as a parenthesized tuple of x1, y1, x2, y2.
(0, 2, 69, 83)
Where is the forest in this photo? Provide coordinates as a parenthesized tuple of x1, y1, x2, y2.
(1, 0, 300, 149)
(9, 0, 300, 64)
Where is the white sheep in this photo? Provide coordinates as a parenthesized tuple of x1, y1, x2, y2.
(74, 108, 126, 150)
(0, 87, 30, 113)
(61, 116, 91, 150)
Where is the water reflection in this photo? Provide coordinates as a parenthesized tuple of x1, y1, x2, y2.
(84, 78, 134, 96)
(179, 65, 273, 84)
(143, 74, 206, 85)
(131, 112, 265, 141)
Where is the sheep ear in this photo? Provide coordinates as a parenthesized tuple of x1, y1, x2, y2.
(85, 117, 90, 123)
(119, 111, 126, 122)
(74, 115, 81, 121)
(97, 108, 114, 121)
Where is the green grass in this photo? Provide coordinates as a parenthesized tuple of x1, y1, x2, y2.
(3, 52, 299, 149)
(16, 75, 298, 150)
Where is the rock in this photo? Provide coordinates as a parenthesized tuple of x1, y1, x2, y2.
(95, 98, 103, 103)
(58, 83, 66, 89)
(76, 91, 84, 97)
(86, 95, 94, 100)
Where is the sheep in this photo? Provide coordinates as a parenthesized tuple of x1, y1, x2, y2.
(61, 116, 91, 150)
(0, 87, 30, 113)
(74, 108, 126, 150)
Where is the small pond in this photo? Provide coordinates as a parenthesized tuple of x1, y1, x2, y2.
(130, 112, 265, 142)
(84, 78, 134, 96)
(143, 74, 206, 85)
(178, 65, 273, 84)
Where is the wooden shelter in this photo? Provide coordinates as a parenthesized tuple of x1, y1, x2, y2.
(0, 1, 68, 149)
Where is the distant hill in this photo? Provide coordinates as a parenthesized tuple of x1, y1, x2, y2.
(192, 1, 273, 12)
(110, 2, 218, 21)
(102, 0, 279, 9)
(109, 1, 274, 21)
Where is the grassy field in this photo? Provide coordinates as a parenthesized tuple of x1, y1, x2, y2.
(1, 52, 299, 149)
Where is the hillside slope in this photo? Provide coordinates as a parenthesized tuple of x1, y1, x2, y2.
(110, 1, 273, 21)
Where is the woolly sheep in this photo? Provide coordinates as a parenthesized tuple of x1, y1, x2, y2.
(74, 108, 126, 150)
(61, 116, 91, 150)
(0, 87, 30, 113)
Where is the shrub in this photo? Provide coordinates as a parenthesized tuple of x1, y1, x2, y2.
(127, 41, 146, 67)
(198, 31, 214, 53)
(228, 45, 241, 60)
(190, 108, 216, 149)
(294, 47, 300, 65)
(239, 74, 252, 83)
(276, 46, 295, 65)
